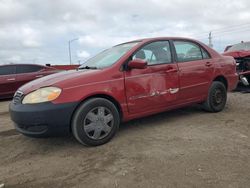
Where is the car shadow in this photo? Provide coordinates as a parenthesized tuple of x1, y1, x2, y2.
(1, 104, 204, 151)
(120, 105, 202, 128)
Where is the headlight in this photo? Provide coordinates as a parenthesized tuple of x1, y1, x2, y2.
(22, 87, 62, 104)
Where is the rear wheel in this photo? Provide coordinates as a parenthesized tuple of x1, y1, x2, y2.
(72, 98, 120, 146)
(202, 81, 227, 112)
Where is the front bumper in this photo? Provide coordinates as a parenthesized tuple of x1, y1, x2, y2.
(9, 101, 78, 137)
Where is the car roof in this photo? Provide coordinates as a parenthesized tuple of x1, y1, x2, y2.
(135, 36, 198, 42)
(117, 36, 202, 46)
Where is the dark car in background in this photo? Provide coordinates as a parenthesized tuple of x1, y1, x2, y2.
(0, 64, 60, 99)
(223, 41, 250, 87)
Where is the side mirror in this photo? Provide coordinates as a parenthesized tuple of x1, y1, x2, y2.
(128, 59, 147, 69)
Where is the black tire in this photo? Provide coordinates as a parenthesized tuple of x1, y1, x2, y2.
(202, 81, 227, 112)
(72, 98, 120, 146)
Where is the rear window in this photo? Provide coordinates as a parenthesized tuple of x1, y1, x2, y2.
(201, 48, 210, 59)
(0, 65, 16, 75)
(173, 41, 203, 62)
(16, 65, 43, 74)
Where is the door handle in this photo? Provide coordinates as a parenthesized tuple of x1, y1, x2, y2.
(205, 62, 212, 67)
(7, 78, 15, 81)
(36, 75, 44, 78)
(165, 68, 178, 73)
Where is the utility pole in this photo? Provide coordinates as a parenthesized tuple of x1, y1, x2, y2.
(68, 38, 79, 65)
(208, 32, 213, 48)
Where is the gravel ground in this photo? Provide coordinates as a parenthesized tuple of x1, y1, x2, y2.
(0, 92, 250, 188)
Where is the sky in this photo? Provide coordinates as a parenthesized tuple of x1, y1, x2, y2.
(0, 0, 250, 65)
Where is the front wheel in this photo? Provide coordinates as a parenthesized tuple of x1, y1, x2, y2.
(202, 81, 227, 112)
(72, 98, 120, 146)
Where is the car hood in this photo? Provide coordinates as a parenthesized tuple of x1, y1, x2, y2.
(19, 69, 100, 94)
(222, 50, 250, 58)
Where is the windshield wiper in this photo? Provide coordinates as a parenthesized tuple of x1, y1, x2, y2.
(78, 66, 98, 70)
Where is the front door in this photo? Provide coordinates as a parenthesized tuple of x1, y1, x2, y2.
(124, 40, 179, 114)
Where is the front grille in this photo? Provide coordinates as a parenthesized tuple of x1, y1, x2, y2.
(13, 91, 24, 104)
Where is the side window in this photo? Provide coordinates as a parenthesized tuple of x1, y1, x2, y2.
(132, 41, 172, 65)
(0, 65, 16, 75)
(16, 65, 43, 74)
(173, 41, 203, 62)
(201, 48, 210, 59)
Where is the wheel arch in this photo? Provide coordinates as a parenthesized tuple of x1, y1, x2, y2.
(213, 75, 228, 90)
(69, 93, 123, 132)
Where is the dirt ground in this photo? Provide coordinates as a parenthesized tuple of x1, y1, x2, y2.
(0, 92, 250, 188)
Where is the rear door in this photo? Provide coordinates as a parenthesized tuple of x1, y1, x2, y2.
(0, 65, 17, 97)
(172, 40, 214, 102)
(16, 65, 44, 87)
(124, 40, 179, 114)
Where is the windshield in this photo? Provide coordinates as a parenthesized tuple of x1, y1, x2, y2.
(228, 42, 250, 52)
(79, 42, 139, 69)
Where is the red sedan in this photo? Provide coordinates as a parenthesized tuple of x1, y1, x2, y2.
(9, 37, 238, 146)
(0, 64, 60, 99)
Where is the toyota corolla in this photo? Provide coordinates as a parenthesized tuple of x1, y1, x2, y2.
(9, 37, 238, 146)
